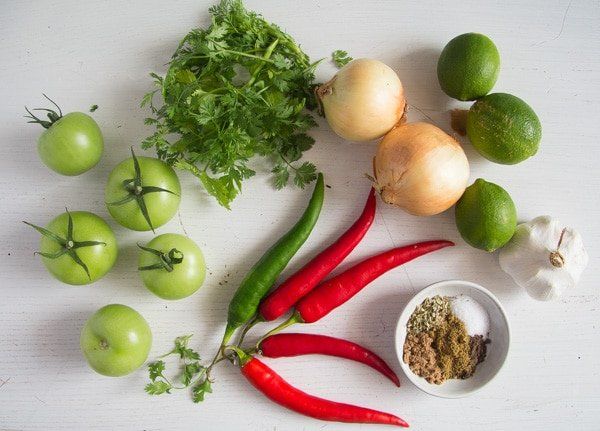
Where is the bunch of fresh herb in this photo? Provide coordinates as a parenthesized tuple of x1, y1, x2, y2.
(142, 0, 320, 208)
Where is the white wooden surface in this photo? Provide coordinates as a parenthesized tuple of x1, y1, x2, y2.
(1, 1, 599, 430)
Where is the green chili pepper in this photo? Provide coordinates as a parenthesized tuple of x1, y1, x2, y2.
(221, 173, 324, 347)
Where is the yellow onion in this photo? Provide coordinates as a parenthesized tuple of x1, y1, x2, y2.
(316, 58, 406, 142)
(373, 122, 470, 216)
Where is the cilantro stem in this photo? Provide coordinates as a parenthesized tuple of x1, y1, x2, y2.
(186, 367, 207, 388)
(156, 371, 181, 389)
(188, 50, 276, 63)
(244, 39, 279, 89)
(279, 153, 301, 173)
(205, 356, 227, 381)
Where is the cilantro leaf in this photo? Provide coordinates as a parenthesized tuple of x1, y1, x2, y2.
(142, 0, 319, 208)
(272, 164, 289, 190)
(182, 362, 204, 386)
(148, 361, 166, 381)
(294, 162, 317, 188)
(192, 379, 213, 403)
(145, 381, 172, 395)
(332, 50, 353, 68)
(171, 335, 201, 360)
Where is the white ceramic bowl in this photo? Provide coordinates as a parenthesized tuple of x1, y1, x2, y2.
(395, 280, 510, 398)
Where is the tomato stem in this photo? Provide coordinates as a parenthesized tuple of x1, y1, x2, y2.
(137, 244, 184, 272)
(23, 209, 106, 280)
(24, 94, 63, 129)
(105, 147, 179, 233)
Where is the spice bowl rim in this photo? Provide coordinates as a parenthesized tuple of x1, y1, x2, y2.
(394, 279, 510, 399)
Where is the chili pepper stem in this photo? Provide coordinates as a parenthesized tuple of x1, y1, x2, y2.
(205, 354, 228, 380)
(224, 345, 252, 366)
(256, 312, 303, 349)
(221, 324, 236, 349)
(209, 324, 237, 369)
(237, 315, 264, 347)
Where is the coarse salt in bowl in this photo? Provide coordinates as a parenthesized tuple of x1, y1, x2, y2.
(394, 280, 510, 398)
(450, 294, 490, 337)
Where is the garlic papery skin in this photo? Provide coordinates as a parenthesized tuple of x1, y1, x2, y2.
(316, 58, 406, 142)
(499, 216, 588, 301)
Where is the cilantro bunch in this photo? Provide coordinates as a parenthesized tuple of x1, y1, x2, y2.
(145, 335, 213, 402)
(142, 0, 320, 208)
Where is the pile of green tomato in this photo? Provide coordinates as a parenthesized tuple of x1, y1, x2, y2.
(25, 97, 206, 377)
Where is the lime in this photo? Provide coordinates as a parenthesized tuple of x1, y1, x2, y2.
(467, 93, 541, 164)
(455, 179, 517, 252)
(437, 33, 500, 101)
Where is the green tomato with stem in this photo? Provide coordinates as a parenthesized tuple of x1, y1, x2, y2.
(105, 148, 181, 232)
(24, 210, 117, 285)
(138, 233, 206, 300)
(80, 304, 152, 377)
(25, 95, 103, 175)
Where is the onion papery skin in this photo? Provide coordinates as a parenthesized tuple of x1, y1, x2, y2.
(374, 122, 470, 216)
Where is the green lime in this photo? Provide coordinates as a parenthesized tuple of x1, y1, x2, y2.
(467, 93, 541, 164)
(437, 33, 500, 101)
(455, 179, 517, 252)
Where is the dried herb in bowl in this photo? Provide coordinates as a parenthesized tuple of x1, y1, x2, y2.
(142, 0, 320, 208)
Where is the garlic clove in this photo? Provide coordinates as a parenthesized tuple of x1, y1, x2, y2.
(559, 227, 589, 282)
(525, 267, 575, 301)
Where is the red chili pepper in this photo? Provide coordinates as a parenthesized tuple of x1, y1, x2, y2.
(240, 354, 409, 427)
(259, 189, 376, 321)
(295, 240, 454, 323)
(259, 333, 400, 386)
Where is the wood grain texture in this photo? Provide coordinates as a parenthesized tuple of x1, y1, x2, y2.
(1, 0, 599, 430)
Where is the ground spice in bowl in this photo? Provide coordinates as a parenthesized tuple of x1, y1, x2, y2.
(403, 295, 489, 385)
(403, 331, 444, 384)
(435, 314, 475, 380)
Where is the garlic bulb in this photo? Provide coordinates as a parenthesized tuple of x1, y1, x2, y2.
(499, 216, 588, 301)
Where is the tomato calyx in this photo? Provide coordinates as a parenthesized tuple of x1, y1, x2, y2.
(137, 243, 184, 273)
(23, 209, 106, 280)
(24, 94, 63, 129)
(106, 148, 179, 232)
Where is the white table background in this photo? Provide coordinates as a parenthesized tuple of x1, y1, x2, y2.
(1, 1, 599, 430)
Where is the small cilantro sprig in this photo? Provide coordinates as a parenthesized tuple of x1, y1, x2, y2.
(193, 379, 213, 403)
(142, 0, 321, 209)
(145, 335, 213, 403)
(332, 50, 353, 68)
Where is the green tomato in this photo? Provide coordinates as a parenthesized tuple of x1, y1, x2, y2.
(34, 112, 103, 176)
(105, 150, 181, 231)
(138, 233, 206, 300)
(25, 211, 118, 285)
(80, 304, 152, 377)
